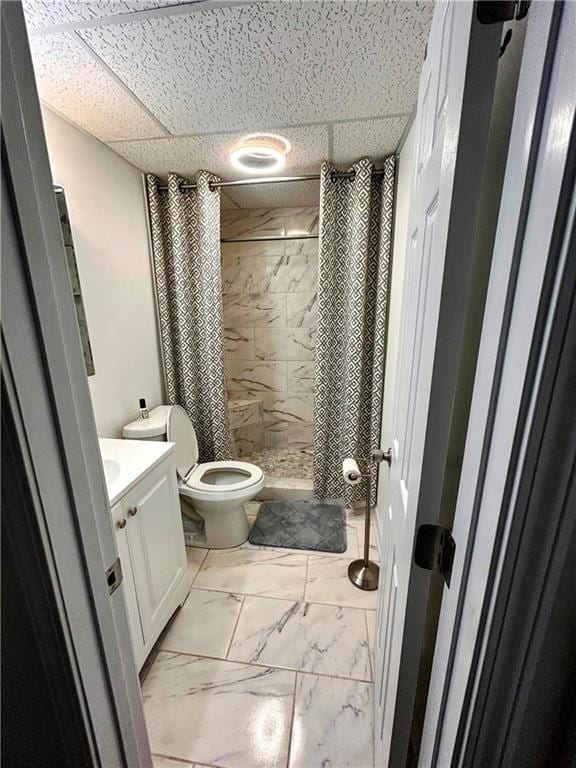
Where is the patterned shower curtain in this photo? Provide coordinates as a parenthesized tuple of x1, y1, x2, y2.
(146, 171, 234, 462)
(314, 156, 395, 506)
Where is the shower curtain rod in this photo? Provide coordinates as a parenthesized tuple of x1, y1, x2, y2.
(221, 233, 318, 243)
(156, 167, 387, 192)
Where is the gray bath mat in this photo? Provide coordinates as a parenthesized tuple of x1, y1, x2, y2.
(249, 500, 347, 553)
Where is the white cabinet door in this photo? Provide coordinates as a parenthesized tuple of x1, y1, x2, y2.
(124, 462, 187, 639)
(111, 502, 145, 662)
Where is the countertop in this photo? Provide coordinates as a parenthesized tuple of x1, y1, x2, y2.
(99, 438, 175, 506)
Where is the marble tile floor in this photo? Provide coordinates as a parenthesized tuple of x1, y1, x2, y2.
(145, 504, 379, 768)
(228, 596, 371, 681)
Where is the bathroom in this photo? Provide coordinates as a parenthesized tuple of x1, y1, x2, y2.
(20, 2, 424, 762)
(6, 2, 573, 768)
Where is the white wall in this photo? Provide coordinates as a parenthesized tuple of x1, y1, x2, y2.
(376, 120, 416, 527)
(42, 107, 164, 437)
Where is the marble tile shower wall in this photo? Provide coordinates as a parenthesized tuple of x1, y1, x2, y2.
(221, 207, 319, 455)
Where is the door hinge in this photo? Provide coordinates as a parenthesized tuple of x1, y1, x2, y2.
(476, 1, 530, 24)
(106, 557, 123, 596)
(414, 525, 456, 587)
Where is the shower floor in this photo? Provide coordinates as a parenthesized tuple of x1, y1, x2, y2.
(240, 447, 314, 480)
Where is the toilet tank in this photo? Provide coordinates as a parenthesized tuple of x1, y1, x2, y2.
(122, 405, 172, 442)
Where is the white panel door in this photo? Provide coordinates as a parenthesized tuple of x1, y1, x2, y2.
(419, 2, 575, 764)
(374, 3, 502, 765)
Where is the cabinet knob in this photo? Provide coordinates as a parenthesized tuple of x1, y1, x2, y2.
(128, 506, 138, 517)
(116, 518, 127, 529)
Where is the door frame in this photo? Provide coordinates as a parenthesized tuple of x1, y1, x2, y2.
(1, 3, 151, 766)
(419, 1, 575, 764)
(463, 112, 576, 767)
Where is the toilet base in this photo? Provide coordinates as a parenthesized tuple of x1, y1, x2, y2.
(179, 495, 250, 549)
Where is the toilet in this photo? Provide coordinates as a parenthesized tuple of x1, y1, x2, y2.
(122, 405, 264, 548)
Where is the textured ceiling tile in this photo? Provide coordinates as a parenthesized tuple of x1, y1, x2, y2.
(80, 1, 433, 134)
(332, 116, 408, 166)
(23, 0, 188, 30)
(109, 125, 327, 206)
(224, 180, 321, 209)
(108, 124, 328, 179)
(29, 33, 162, 141)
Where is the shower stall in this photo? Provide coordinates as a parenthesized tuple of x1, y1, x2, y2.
(220, 205, 319, 494)
(148, 163, 395, 503)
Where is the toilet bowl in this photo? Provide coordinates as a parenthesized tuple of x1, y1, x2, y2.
(123, 405, 263, 548)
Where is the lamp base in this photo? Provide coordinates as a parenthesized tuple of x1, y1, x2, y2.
(348, 559, 380, 591)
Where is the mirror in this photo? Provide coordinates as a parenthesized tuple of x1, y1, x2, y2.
(54, 186, 95, 376)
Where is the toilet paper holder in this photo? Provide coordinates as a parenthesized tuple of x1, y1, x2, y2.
(345, 448, 386, 591)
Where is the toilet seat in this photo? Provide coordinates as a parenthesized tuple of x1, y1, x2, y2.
(187, 461, 263, 491)
(166, 404, 264, 503)
(180, 461, 263, 502)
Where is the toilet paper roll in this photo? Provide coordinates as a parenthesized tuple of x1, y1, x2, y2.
(342, 458, 362, 486)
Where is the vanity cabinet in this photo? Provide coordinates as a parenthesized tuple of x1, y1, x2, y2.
(110, 453, 191, 669)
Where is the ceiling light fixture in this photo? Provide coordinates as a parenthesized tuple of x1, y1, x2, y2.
(230, 133, 291, 174)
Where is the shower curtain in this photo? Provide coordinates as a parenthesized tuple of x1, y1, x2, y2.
(314, 156, 395, 506)
(146, 171, 233, 462)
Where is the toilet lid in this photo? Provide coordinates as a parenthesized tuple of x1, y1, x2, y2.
(166, 405, 199, 479)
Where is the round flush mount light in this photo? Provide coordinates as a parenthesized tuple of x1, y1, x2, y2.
(230, 133, 291, 174)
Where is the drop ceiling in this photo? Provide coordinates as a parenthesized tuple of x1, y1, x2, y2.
(24, 0, 433, 207)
